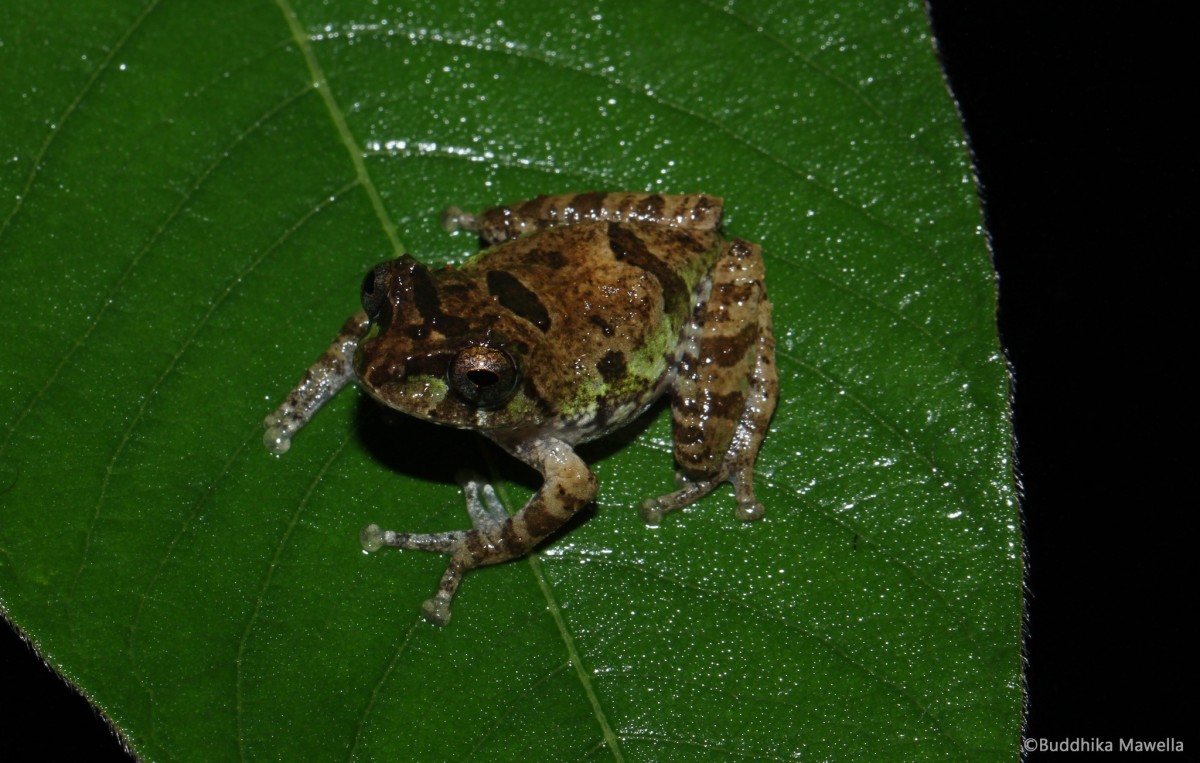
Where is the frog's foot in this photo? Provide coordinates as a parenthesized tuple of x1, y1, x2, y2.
(729, 460, 767, 522)
(640, 461, 764, 526)
(640, 476, 720, 525)
(359, 471, 510, 626)
(359, 524, 467, 625)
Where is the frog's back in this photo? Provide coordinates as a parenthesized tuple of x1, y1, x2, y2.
(463, 221, 719, 439)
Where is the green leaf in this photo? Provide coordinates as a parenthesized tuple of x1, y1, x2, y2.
(0, 0, 1021, 760)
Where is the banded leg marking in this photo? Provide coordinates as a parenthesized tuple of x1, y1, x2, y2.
(361, 437, 597, 625)
(642, 238, 777, 524)
(262, 311, 369, 454)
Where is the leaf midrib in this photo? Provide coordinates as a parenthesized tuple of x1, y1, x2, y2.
(275, 0, 405, 259)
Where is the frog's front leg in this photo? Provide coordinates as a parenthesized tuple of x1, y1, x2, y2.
(443, 192, 725, 245)
(263, 311, 369, 454)
(360, 437, 597, 625)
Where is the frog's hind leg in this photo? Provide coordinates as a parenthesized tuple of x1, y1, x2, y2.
(721, 300, 777, 519)
(361, 439, 596, 626)
(443, 192, 725, 245)
(641, 238, 778, 524)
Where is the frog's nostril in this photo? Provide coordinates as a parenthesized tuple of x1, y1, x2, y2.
(361, 261, 391, 320)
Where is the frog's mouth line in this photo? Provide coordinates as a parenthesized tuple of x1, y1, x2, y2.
(356, 369, 451, 418)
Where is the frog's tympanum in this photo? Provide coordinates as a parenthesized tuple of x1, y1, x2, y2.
(263, 192, 777, 625)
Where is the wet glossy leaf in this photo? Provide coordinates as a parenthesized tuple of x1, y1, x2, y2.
(0, 1, 1020, 760)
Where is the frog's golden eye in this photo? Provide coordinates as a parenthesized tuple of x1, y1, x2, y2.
(449, 346, 518, 409)
(360, 262, 391, 322)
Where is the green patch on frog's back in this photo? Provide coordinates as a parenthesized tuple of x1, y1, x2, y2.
(468, 223, 718, 426)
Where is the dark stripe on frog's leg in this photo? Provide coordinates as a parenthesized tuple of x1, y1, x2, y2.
(642, 237, 776, 523)
(671, 389, 747, 476)
(637, 193, 666, 220)
(486, 270, 551, 331)
(708, 323, 759, 367)
(361, 437, 596, 626)
(606, 222, 689, 318)
(561, 191, 607, 220)
(671, 238, 765, 475)
(470, 192, 726, 244)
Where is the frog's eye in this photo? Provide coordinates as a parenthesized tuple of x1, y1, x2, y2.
(449, 346, 519, 409)
(360, 262, 390, 322)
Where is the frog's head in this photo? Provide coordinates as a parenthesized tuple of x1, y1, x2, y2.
(353, 255, 544, 431)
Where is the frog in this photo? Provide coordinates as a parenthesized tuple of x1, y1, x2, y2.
(262, 192, 778, 625)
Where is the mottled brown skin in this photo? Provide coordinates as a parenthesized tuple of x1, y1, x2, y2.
(263, 192, 778, 625)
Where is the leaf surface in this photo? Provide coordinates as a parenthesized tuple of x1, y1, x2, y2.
(0, 1, 1020, 760)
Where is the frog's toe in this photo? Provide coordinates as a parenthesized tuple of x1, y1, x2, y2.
(640, 498, 667, 526)
(422, 557, 469, 626)
(640, 478, 721, 525)
(456, 470, 510, 529)
(361, 527, 464, 555)
(421, 595, 453, 626)
(262, 410, 297, 455)
(731, 466, 767, 522)
(441, 206, 479, 233)
(360, 523, 388, 552)
(262, 425, 292, 455)
(735, 499, 766, 522)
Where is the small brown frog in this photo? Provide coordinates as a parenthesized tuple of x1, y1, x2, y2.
(263, 192, 777, 624)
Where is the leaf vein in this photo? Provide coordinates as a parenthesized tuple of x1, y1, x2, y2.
(695, 0, 949, 175)
(0, 0, 163, 249)
(235, 431, 353, 762)
(347, 617, 422, 762)
(780, 347, 974, 521)
(543, 552, 966, 754)
(530, 553, 625, 762)
(456, 660, 574, 762)
(333, 18, 943, 270)
(0, 84, 318, 462)
(125, 177, 361, 686)
(363, 142, 601, 183)
(64, 99, 352, 597)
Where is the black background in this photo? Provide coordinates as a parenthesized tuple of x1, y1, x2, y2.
(1, 5, 1184, 758)
(929, 4, 1186, 756)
